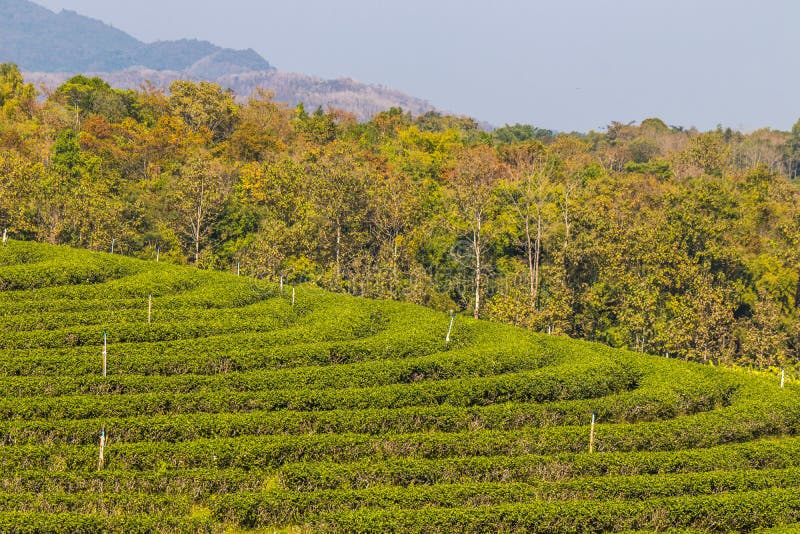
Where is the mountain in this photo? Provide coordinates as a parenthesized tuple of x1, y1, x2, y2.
(0, 0, 437, 119)
(0, 0, 271, 73)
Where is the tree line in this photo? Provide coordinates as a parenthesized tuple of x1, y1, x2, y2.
(3, 62, 800, 367)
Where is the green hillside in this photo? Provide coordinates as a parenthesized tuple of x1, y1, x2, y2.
(2, 241, 800, 532)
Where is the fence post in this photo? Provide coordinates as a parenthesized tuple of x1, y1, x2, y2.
(280, 275, 284, 294)
(1, 228, 6, 245)
(589, 412, 596, 453)
(110, 238, 115, 254)
(237, 261, 240, 276)
(445, 310, 455, 345)
(291, 287, 295, 307)
(98, 427, 106, 470)
(148, 293, 152, 324)
(102, 332, 107, 377)
(781, 367, 785, 389)
(155, 246, 160, 262)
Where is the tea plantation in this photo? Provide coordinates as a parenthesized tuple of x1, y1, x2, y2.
(2, 240, 800, 532)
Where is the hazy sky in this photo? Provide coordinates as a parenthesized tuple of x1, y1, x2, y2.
(32, 0, 800, 132)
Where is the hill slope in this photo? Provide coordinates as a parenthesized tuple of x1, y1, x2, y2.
(1, 241, 800, 531)
(0, 0, 271, 73)
(1, 0, 437, 119)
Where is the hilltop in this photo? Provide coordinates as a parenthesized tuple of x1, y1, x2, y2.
(0, 0, 437, 118)
(0, 0, 271, 74)
(1, 240, 800, 531)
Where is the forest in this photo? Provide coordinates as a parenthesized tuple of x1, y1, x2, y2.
(2, 62, 800, 368)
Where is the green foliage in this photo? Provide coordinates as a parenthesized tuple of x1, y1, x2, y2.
(5, 69, 800, 375)
(493, 123, 554, 144)
(53, 75, 137, 122)
(1, 242, 800, 530)
(167, 80, 238, 142)
(0, 63, 35, 118)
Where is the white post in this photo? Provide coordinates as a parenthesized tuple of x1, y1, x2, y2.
(237, 262, 240, 276)
(280, 275, 284, 294)
(445, 310, 455, 345)
(110, 238, 115, 254)
(98, 427, 106, 470)
(1, 228, 6, 245)
(589, 412, 596, 453)
(148, 293, 152, 324)
(291, 287, 295, 307)
(155, 246, 160, 262)
(102, 332, 107, 377)
(781, 367, 785, 388)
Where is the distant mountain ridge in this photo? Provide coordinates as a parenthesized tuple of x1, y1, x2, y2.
(0, 0, 272, 73)
(0, 0, 437, 119)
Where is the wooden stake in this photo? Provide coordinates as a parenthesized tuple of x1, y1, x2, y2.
(781, 367, 785, 388)
(155, 246, 160, 262)
(110, 238, 115, 254)
(148, 293, 152, 324)
(102, 332, 107, 377)
(1, 228, 6, 245)
(445, 310, 455, 345)
(280, 275, 284, 294)
(97, 427, 106, 470)
(589, 412, 596, 453)
(237, 262, 240, 276)
(291, 287, 295, 307)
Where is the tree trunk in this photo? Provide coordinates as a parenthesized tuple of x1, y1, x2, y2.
(533, 208, 543, 311)
(193, 181, 205, 264)
(794, 273, 800, 309)
(563, 185, 571, 253)
(535, 215, 542, 306)
(392, 234, 399, 298)
(524, 214, 535, 310)
(335, 222, 342, 279)
(474, 214, 482, 319)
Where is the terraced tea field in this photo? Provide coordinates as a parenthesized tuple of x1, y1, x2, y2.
(2, 241, 800, 532)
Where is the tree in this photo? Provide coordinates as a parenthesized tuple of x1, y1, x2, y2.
(229, 89, 294, 162)
(493, 123, 553, 144)
(238, 156, 313, 277)
(168, 80, 238, 143)
(445, 145, 505, 318)
(740, 294, 789, 367)
(0, 151, 45, 238)
(306, 141, 372, 287)
(0, 63, 35, 118)
(295, 105, 338, 145)
(501, 143, 555, 313)
(784, 119, 800, 178)
(53, 75, 135, 122)
(679, 132, 730, 177)
(369, 167, 418, 298)
(165, 152, 233, 264)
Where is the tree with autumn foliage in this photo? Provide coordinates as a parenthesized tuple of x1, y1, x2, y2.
(6, 62, 800, 369)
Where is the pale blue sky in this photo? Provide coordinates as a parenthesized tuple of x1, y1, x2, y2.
(32, 0, 800, 132)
